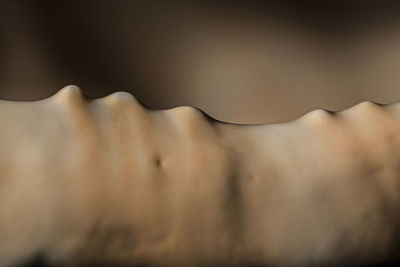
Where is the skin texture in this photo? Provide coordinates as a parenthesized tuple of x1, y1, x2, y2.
(2, 85, 400, 266)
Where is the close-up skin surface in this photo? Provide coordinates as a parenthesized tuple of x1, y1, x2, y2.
(2, 85, 400, 266)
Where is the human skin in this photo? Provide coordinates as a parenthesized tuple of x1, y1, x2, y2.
(1, 85, 400, 266)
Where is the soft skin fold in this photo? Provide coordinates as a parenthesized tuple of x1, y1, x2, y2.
(2, 85, 400, 266)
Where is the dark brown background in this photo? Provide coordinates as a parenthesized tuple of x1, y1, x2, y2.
(2, 1, 400, 124)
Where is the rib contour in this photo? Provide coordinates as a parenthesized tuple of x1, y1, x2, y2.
(2, 85, 400, 266)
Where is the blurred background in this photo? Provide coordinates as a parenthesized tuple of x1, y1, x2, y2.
(1, 1, 400, 124)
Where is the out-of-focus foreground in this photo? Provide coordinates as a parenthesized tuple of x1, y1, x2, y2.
(1, 1, 400, 124)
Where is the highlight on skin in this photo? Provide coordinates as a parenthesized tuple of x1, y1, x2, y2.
(2, 85, 400, 266)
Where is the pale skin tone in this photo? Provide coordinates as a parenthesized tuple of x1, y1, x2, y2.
(1, 86, 400, 266)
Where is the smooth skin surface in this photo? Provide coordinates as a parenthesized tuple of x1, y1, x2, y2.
(2, 86, 400, 266)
